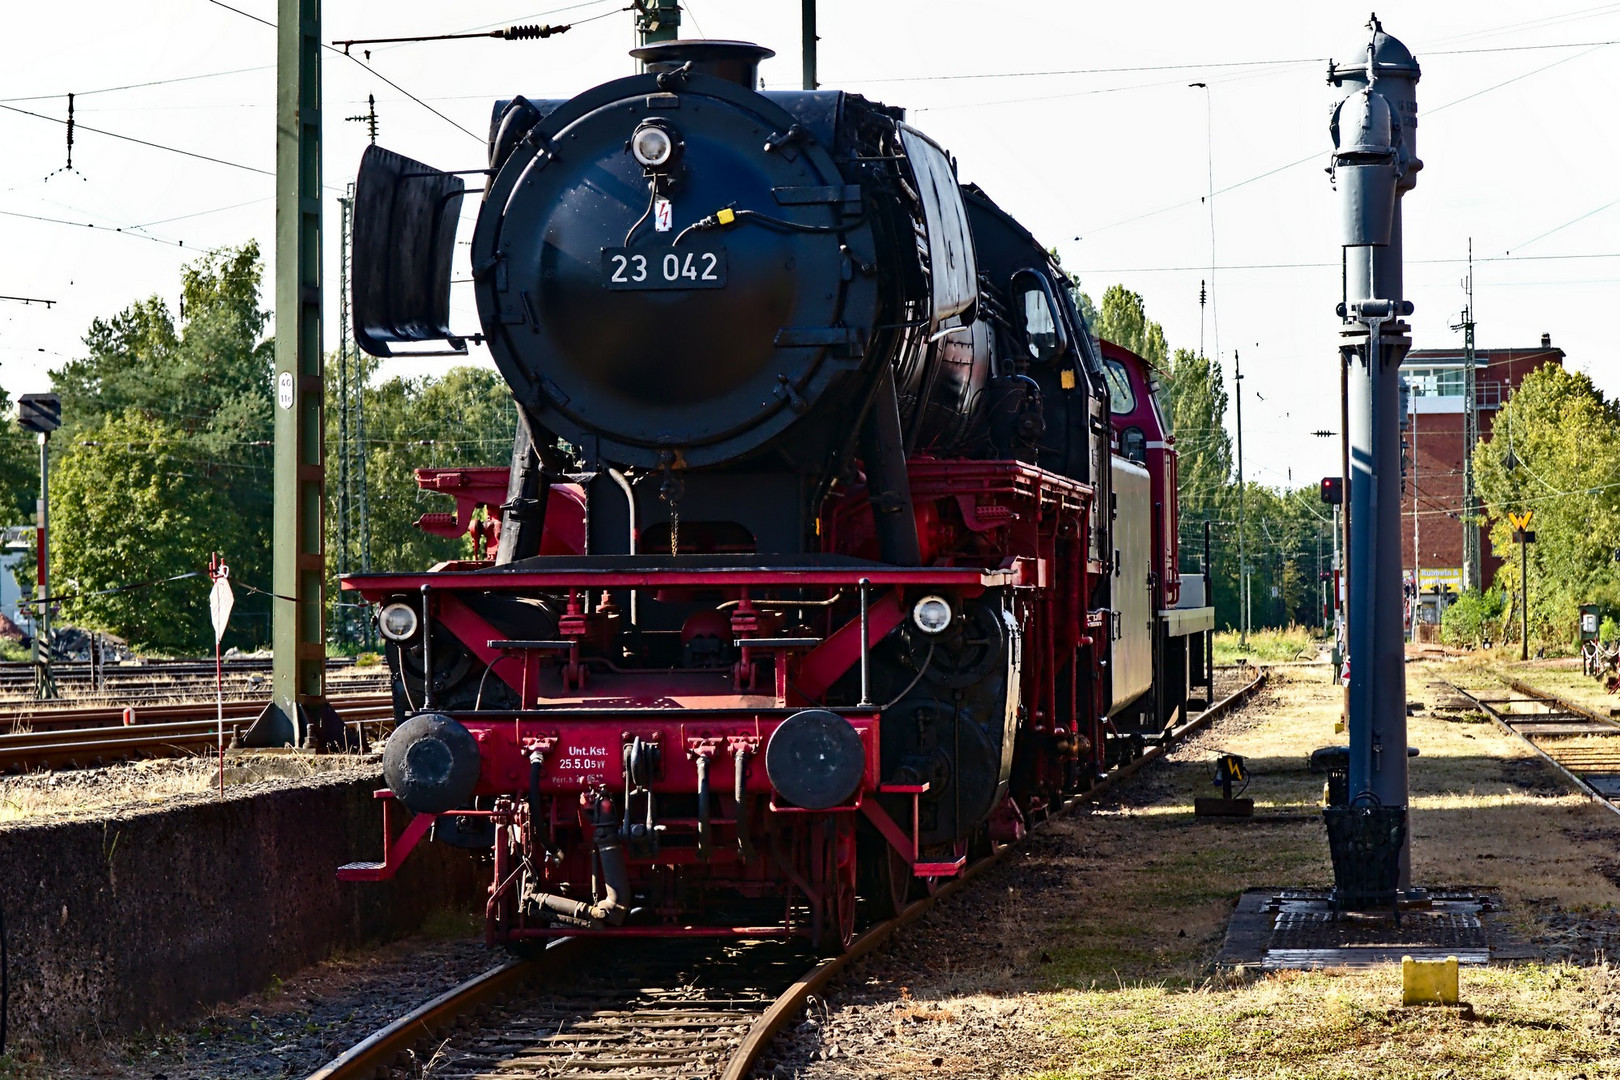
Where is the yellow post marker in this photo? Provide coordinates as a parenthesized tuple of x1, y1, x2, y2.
(1402, 954, 1459, 1006)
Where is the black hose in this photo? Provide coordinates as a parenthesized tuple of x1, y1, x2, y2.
(695, 754, 711, 861)
(528, 751, 544, 850)
(672, 208, 865, 247)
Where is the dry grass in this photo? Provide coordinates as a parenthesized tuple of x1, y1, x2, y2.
(0, 752, 378, 824)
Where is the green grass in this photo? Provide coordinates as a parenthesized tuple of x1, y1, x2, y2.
(1212, 624, 1325, 664)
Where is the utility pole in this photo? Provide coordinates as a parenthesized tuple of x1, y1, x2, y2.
(1455, 241, 1480, 592)
(1411, 378, 1420, 638)
(1234, 348, 1248, 646)
(1327, 16, 1422, 900)
(1198, 279, 1206, 362)
(802, 0, 818, 90)
(252, 0, 332, 748)
(336, 188, 354, 644)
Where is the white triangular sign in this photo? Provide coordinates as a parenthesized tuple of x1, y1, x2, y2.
(210, 574, 234, 645)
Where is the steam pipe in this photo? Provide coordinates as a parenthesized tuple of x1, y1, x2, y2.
(857, 578, 872, 707)
(607, 468, 638, 625)
(419, 584, 434, 710)
(530, 801, 629, 927)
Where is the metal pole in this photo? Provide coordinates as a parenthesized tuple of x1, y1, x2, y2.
(801, 0, 817, 90)
(1330, 16, 1421, 894)
(857, 578, 871, 707)
(336, 191, 353, 644)
(1411, 382, 1420, 638)
(1521, 531, 1530, 661)
(261, 0, 327, 748)
(1459, 243, 1480, 592)
(1234, 349, 1247, 646)
(1204, 520, 1213, 686)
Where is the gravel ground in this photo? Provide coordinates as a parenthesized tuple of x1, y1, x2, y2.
(37, 931, 497, 1079)
(749, 681, 1283, 1080)
(752, 664, 1620, 1079)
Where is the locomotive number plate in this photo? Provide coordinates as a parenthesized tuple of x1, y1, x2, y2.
(602, 246, 727, 290)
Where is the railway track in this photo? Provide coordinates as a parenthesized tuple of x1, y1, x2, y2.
(1446, 678, 1620, 816)
(306, 667, 1270, 1080)
(0, 694, 396, 771)
(0, 657, 387, 706)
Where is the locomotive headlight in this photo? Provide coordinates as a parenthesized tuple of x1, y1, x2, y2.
(631, 122, 675, 168)
(378, 601, 420, 642)
(911, 595, 953, 635)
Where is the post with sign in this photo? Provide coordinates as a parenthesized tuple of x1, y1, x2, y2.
(1510, 510, 1535, 661)
(209, 553, 234, 798)
(17, 393, 61, 700)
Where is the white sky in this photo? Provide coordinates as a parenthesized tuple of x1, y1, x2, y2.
(2, 0, 1618, 494)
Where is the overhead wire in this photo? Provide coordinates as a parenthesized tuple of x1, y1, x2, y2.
(0, 101, 274, 176)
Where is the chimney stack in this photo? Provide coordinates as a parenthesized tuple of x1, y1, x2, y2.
(1541, 332, 1552, 348)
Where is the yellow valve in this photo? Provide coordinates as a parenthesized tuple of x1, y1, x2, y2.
(716, 207, 736, 226)
(1402, 955, 1459, 1006)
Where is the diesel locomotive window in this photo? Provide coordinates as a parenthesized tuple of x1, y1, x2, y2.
(1121, 425, 1147, 462)
(1103, 358, 1137, 415)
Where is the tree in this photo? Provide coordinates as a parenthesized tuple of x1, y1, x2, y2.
(0, 388, 40, 523)
(48, 242, 276, 647)
(50, 412, 243, 653)
(1162, 348, 1232, 519)
(1474, 365, 1620, 648)
(326, 365, 521, 639)
(1092, 285, 1168, 368)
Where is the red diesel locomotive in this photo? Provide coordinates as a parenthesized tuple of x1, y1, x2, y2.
(338, 40, 1214, 952)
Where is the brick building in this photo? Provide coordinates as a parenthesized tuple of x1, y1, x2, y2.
(1401, 334, 1564, 620)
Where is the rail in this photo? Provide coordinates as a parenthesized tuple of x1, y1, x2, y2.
(1446, 679, 1620, 820)
(0, 694, 396, 771)
(305, 666, 1269, 1080)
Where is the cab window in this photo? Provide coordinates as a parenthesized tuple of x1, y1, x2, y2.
(1103, 359, 1137, 415)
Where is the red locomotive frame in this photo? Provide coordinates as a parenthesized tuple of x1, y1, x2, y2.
(343, 457, 1096, 950)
